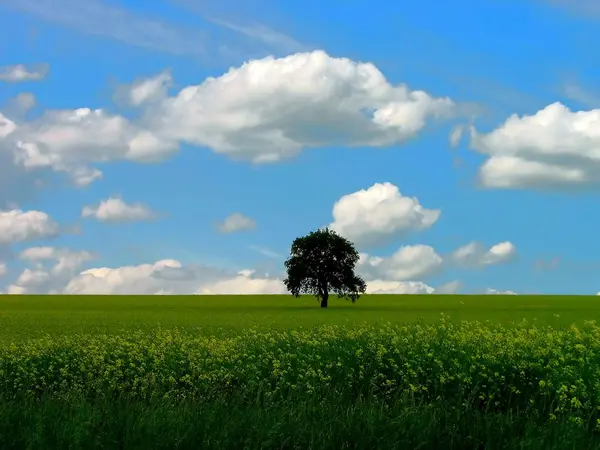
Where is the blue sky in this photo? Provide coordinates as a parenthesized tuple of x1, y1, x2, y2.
(0, 0, 599, 295)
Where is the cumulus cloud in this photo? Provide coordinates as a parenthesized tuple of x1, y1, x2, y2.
(358, 244, 443, 281)
(451, 241, 516, 267)
(0, 64, 49, 82)
(15, 249, 428, 295)
(365, 280, 435, 294)
(0, 108, 177, 187)
(364, 279, 461, 295)
(81, 197, 157, 223)
(217, 213, 256, 233)
(469, 102, 600, 189)
(8, 246, 96, 294)
(62, 260, 285, 295)
(140, 50, 456, 163)
(19, 246, 96, 275)
(58, 257, 433, 296)
(330, 183, 440, 248)
(0, 209, 59, 245)
(0, 51, 456, 189)
(198, 269, 285, 294)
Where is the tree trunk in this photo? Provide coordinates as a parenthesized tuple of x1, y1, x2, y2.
(320, 291, 329, 308)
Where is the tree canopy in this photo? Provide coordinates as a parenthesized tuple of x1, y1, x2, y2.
(283, 228, 366, 308)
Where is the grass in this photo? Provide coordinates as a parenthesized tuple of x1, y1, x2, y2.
(1, 294, 599, 342)
(1, 294, 600, 449)
(1, 394, 596, 449)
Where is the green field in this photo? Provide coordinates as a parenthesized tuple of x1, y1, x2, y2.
(2, 294, 600, 449)
(0, 294, 597, 341)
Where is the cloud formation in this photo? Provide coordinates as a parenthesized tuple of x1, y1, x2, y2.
(0, 52, 456, 191)
(451, 241, 517, 267)
(7, 246, 96, 294)
(0, 209, 59, 245)
(63, 260, 286, 295)
(82, 197, 157, 223)
(330, 182, 440, 248)
(0, 64, 49, 82)
(217, 213, 256, 233)
(358, 244, 443, 281)
(470, 102, 600, 189)
(141, 50, 455, 163)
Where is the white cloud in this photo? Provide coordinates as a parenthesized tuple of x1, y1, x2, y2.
(0, 64, 49, 82)
(0, 113, 17, 138)
(19, 246, 96, 275)
(330, 182, 440, 247)
(0, 114, 46, 206)
(0, 52, 456, 190)
(485, 288, 517, 295)
(62, 259, 285, 295)
(118, 71, 172, 107)
(217, 213, 256, 233)
(364, 279, 461, 295)
(1, 108, 177, 186)
(358, 244, 443, 281)
(366, 280, 435, 294)
(451, 241, 516, 267)
(143, 50, 456, 163)
(198, 269, 286, 294)
(81, 197, 157, 223)
(12, 269, 52, 291)
(469, 102, 600, 188)
(9, 246, 96, 294)
(6, 285, 26, 294)
(0, 209, 59, 245)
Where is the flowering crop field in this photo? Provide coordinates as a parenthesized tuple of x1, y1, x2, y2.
(0, 294, 598, 341)
(1, 294, 600, 449)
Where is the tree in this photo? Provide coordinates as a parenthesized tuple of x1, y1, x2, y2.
(283, 228, 367, 308)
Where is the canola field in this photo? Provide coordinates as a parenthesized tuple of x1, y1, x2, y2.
(1, 294, 600, 449)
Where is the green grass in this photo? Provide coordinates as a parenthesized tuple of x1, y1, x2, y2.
(2, 294, 600, 449)
(1, 294, 599, 342)
(1, 393, 596, 450)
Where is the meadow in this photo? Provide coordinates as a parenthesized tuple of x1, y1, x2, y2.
(1, 294, 600, 449)
(0, 294, 598, 341)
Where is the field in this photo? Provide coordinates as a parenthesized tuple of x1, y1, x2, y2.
(1, 294, 600, 449)
(1, 294, 598, 341)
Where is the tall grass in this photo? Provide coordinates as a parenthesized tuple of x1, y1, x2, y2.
(1, 318, 600, 448)
(0, 393, 596, 449)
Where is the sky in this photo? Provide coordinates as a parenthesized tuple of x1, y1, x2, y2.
(1, 0, 600, 295)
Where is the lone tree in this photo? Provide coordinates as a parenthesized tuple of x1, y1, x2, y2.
(283, 228, 366, 308)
